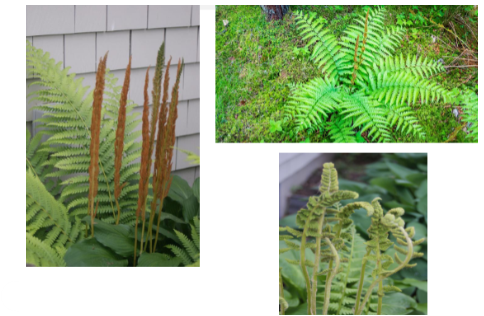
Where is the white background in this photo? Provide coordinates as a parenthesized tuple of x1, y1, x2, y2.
(2, 2, 483, 316)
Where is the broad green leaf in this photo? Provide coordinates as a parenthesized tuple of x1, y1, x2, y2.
(192, 177, 200, 203)
(137, 253, 181, 267)
(396, 187, 415, 208)
(158, 212, 186, 224)
(400, 258, 427, 280)
(386, 162, 420, 180)
(283, 289, 300, 307)
(381, 292, 417, 315)
(82, 216, 135, 257)
(279, 214, 298, 229)
(417, 196, 427, 217)
(415, 303, 427, 314)
(396, 278, 428, 292)
(415, 180, 427, 199)
(338, 178, 368, 194)
(64, 238, 128, 267)
(168, 175, 192, 204)
(417, 289, 427, 303)
(182, 194, 199, 222)
(405, 173, 426, 186)
(370, 177, 397, 195)
(279, 240, 314, 297)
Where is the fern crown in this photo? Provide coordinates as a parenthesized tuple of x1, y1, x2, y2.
(286, 7, 477, 142)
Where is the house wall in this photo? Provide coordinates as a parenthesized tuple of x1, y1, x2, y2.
(26, 5, 200, 184)
(279, 153, 334, 218)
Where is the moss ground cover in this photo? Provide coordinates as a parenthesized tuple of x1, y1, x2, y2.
(216, 5, 478, 143)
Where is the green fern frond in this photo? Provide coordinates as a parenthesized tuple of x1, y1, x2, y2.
(286, 77, 340, 131)
(385, 103, 426, 140)
(26, 232, 66, 267)
(174, 229, 199, 261)
(340, 93, 392, 142)
(294, 11, 345, 80)
(369, 71, 454, 106)
(327, 117, 357, 143)
(374, 53, 445, 79)
(460, 91, 478, 142)
(167, 217, 200, 266)
(26, 168, 84, 266)
(27, 41, 141, 224)
(166, 245, 192, 266)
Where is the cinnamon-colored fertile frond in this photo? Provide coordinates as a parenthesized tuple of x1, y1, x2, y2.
(161, 58, 184, 197)
(152, 58, 184, 251)
(114, 56, 132, 200)
(136, 67, 151, 219)
(88, 52, 108, 216)
(148, 42, 166, 165)
(153, 57, 172, 193)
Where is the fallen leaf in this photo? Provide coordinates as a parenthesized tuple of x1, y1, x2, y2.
(238, 100, 246, 106)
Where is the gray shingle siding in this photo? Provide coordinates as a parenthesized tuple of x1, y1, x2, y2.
(27, 6, 75, 36)
(75, 6, 106, 33)
(187, 100, 200, 135)
(107, 5, 148, 31)
(26, 5, 200, 185)
(176, 134, 200, 170)
(65, 33, 96, 74)
(148, 5, 192, 29)
(131, 29, 165, 69)
(165, 27, 198, 64)
(183, 63, 200, 100)
(96, 31, 130, 71)
(191, 6, 200, 26)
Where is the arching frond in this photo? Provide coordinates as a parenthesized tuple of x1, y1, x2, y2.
(294, 11, 346, 80)
(368, 71, 455, 106)
(340, 93, 392, 142)
(27, 41, 141, 225)
(285, 77, 340, 131)
(327, 117, 357, 143)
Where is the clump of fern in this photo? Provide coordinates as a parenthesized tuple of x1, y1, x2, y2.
(27, 40, 142, 225)
(285, 7, 478, 142)
(130, 44, 185, 265)
(26, 168, 84, 266)
(166, 217, 200, 267)
(279, 163, 424, 315)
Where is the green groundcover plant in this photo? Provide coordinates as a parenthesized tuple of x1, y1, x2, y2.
(279, 163, 426, 315)
(26, 41, 200, 267)
(284, 6, 477, 142)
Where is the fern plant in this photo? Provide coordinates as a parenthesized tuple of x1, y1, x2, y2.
(285, 7, 478, 142)
(279, 163, 424, 315)
(27, 40, 142, 225)
(167, 216, 200, 267)
(26, 169, 84, 266)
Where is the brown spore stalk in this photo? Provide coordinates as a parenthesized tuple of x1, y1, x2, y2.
(153, 58, 184, 250)
(88, 52, 108, 237)
(133, 66, 151, 266)
(114, 56, 132, 224)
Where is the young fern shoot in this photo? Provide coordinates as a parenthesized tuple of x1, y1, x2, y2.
(279, 163, 424, 315)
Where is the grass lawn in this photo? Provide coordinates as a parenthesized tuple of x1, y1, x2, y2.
(215, 5, 478, 143)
